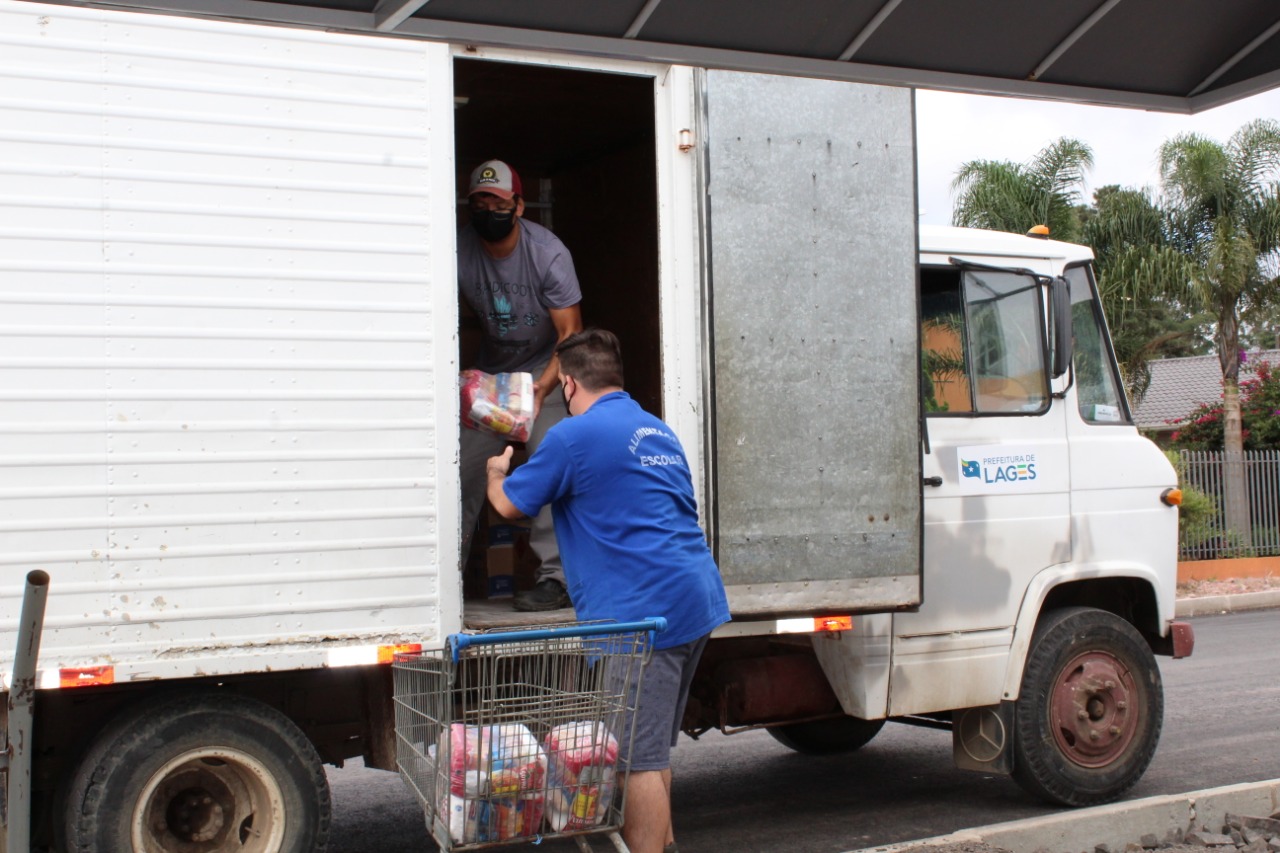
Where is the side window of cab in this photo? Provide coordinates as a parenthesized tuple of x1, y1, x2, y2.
(922, 266, 1049, 416)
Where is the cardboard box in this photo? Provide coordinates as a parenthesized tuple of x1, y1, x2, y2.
(485, 545, 517, 598)
(468, 496, 536, 600)
(488, 522, 529, 548)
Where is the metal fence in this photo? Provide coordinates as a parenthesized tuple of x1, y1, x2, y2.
(1177, 450, 1280, 561)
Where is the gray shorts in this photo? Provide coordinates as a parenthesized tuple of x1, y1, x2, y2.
(617, 635, 709, 772)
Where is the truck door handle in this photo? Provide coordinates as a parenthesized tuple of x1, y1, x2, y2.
(922, 476, 943, 487)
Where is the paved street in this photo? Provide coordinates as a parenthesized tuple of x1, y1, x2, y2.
(326, 608, 1280, 853)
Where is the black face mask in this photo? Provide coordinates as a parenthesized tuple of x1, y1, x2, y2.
(471, 209, 517, 242)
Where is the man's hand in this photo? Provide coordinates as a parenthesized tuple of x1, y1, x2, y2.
(487, 445, 514, 480)
(532, 379, 552, 419)
(486, 446, 524, 520)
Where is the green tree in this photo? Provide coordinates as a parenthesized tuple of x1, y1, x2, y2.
(952, 138, 1094, 242)
(1158, 119, 1280, 542)
(1081, 185, 1207, 401)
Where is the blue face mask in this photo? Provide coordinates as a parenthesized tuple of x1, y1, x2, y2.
(471, 208, 516, 242)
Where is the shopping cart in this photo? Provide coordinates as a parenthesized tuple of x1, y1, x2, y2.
(393, 618, 667, 852)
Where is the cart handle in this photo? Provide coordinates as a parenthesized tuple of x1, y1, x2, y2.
(448, 617, 668, 662)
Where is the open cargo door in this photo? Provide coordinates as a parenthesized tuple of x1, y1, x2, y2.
(702, 70, 921, 617)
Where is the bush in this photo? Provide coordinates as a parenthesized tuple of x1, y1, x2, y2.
(1168, 359, 1280, 450)
(1164, 450, 1222, 556)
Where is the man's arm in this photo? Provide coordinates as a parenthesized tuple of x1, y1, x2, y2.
(534, 304, 583, 415)
(485, 446, 524, 520)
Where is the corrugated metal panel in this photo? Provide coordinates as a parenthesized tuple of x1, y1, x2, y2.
(0, 0, 459, 682)
(703, 70, 921, 616)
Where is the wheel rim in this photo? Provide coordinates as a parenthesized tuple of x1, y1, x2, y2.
(1049, 650, 1139, 768)
(131, 747, 287, 853)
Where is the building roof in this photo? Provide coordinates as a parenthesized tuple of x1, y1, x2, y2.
(22, 0, 1280, 114)
(1133, 350, 1280, 430)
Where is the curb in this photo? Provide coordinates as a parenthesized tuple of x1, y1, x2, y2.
(850, 779, 1280, 853)
(1175, 589, 1280, 617)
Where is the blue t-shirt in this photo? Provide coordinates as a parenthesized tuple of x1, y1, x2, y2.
(502, 392, 730, 649)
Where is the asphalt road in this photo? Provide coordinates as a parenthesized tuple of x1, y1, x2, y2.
(325, 608, 1280, 853)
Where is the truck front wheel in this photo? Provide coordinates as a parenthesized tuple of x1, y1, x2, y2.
(1012, 607, 1163, 807)
(63, 692, 331, 853)
(766, 716, 885, 755)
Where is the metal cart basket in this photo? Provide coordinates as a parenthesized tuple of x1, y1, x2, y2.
(393, 618, 666, 852)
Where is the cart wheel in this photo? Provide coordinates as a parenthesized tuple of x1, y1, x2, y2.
(1012, 607, 1163, 806)
(766, 716, 885, 755)
(63, 692, 331, 853)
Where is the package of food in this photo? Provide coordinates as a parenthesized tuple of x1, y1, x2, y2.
(543, 722, 619, 832)
(460, 370, 534, 442)
(440, 723, 547, 843)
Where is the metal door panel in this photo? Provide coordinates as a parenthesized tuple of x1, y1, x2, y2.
(703, 70, 921, 616)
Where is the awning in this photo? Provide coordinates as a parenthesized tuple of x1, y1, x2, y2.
(26, 0, 1280, 112)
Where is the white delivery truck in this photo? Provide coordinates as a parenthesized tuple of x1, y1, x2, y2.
(0, 1, 1193, 850)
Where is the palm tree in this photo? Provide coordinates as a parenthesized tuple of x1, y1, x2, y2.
(1158, 119, 1280, 543)
(1081, 185, 1205, 400)
(952, 138, 1094, 242)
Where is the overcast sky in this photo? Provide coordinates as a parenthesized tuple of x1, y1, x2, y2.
(915, 87, 1280, 227)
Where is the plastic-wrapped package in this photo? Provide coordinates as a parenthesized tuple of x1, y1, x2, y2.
(460, 370, 534, 442)
(543, 722, 619, 832)
(440, 723, 547, 843)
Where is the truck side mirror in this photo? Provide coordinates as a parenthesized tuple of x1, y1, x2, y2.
(1051, 275, 1072, 379)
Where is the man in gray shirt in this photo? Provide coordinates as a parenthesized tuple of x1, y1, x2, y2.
(458, 159, 582, 610)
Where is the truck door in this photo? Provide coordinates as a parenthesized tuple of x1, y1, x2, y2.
(908, 263, 1071, 643)
(700, 70, 921, 617)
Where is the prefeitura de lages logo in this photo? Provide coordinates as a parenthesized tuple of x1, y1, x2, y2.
(960, 452, 1037, 484)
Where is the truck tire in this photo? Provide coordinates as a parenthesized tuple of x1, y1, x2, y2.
(63, 691, 331, 853)
(1012, 606, 1163, 807)
(766, 716, 885, 755)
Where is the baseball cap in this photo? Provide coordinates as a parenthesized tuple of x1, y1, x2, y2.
(468, 160, 523, 200)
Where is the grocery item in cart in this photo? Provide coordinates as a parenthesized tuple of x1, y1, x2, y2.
(543, 721, 619, 832)
(460, 370, 534, 442)
(442, 723, 547, 843)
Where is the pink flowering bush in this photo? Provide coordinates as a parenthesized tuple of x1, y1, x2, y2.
(1169, 360, 1280, 450)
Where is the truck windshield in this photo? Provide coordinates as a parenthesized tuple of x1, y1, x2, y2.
(921, 267, 1048, 415)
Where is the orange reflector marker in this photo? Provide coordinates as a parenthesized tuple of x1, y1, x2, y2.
(378, 643, 422, 664)
(1161, 488, 1183, 507)
(60, 666, 115, 688)
(814, 616, 853, 632)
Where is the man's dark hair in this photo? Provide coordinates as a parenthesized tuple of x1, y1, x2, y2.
(556, 329, 625, 391)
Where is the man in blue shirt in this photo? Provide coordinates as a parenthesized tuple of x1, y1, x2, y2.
(486, 329, 730, 853)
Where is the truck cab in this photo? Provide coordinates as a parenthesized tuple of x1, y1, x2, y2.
(698, 225, 1189, 808)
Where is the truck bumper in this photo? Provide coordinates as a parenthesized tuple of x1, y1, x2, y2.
(1169, 620, 1195, 659)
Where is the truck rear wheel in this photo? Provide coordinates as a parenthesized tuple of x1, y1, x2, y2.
(1012, 607, 1163, 806)
(63, 692, 331, 853)
(766, 716, 885, 755)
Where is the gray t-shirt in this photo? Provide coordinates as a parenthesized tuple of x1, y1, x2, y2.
(457, 219, 582, 374)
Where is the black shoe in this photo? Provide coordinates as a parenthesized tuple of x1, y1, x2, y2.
(513, 580, 570, 611)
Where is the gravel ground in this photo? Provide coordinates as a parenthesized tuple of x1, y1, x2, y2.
(897, 843, 1256, 853)
(898, 840, 1264, 853)
(1176, 576, 1279, 597)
